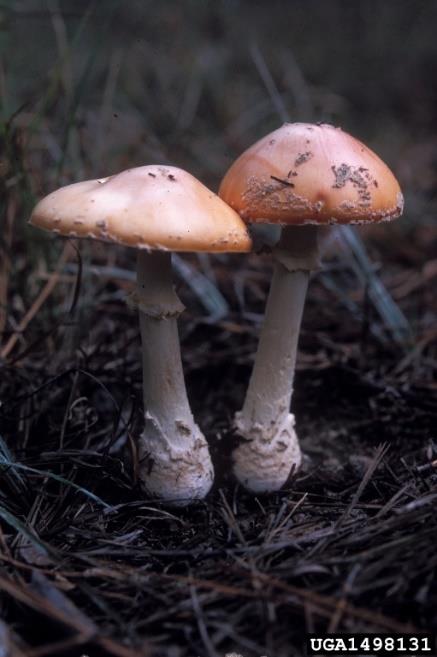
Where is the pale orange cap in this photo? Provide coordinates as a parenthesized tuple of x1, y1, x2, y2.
(30, 165, 252, 253)
(219, 123, 403, 226)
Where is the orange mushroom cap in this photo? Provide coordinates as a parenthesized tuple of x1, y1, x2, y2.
(219, 123, 403, 226)
(30, 165, 252, 253)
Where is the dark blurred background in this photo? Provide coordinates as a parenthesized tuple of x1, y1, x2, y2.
(2, 1, 437, 193)
(1, 0, 436, 338)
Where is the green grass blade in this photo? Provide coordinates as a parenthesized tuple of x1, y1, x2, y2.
(0, 504, 50, 556)
(0, 459, 111, 509)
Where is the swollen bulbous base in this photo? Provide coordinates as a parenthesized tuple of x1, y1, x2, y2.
(232, 412, 302, 493)
(138, 416, 214, 506)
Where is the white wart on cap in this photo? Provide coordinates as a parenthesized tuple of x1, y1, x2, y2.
(219, 122, 403, 226)
(31, 165, 252, 252)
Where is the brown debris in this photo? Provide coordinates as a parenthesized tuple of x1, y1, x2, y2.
(294, 151, 313, 166)
(331, 163, 376, 207)
(270, 175, 295, 187)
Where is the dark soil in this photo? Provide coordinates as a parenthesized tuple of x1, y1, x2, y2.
(1, 241, 436, 657)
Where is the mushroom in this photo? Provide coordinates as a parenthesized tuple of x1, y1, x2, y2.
(30, 165, 252, 504)
(219, 122, 403, 493)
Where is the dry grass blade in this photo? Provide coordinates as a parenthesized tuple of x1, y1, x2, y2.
(250, 42, 289, 123)
(0, 619, 27, 657)
(190, 582, 220, 657)
(342, 443, 390, 521)
(0, 572, 149, 657)
(0, 197, 16, 336)
(339, 227, 413, 346)
(1, 243, 71, 359)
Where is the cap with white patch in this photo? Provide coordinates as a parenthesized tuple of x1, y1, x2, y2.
(219, 122, 403, 226)
(30, 165, 252, 253)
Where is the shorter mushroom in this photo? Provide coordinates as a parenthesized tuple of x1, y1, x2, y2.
(30, 165, 252, 504)
(219, 123, 403, 493)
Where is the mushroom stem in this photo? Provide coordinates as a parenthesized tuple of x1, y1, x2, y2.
(136, 250, 213, 504)
(234, 225, 320, 493)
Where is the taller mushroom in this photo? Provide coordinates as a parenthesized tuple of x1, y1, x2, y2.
(30, 165, 252, 504)
(219, 122, 403, 493)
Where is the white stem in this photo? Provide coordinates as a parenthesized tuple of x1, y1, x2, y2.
(234, 225, 320, 493)
(136, 250, 213, 505)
